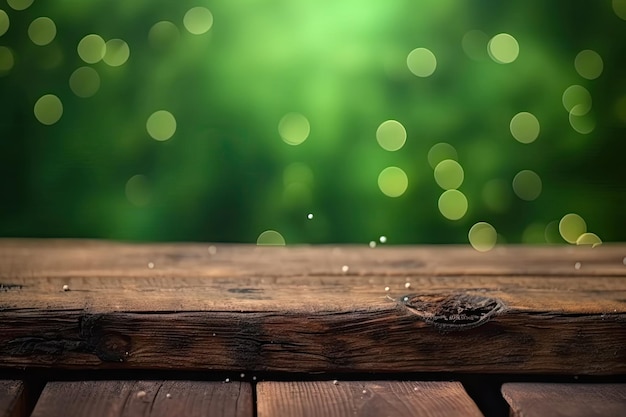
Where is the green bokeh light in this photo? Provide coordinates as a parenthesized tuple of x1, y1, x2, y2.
(28, 17, 56, 46)
(0, 0, 625, 245)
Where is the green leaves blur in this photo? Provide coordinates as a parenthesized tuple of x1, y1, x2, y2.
(0, 0, 625, 244)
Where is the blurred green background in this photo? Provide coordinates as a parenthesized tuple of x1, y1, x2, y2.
(1, 0, 625, 245)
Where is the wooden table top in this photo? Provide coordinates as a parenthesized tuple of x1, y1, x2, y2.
(1, 239, 626, 416)
(1, 239, 625, 376)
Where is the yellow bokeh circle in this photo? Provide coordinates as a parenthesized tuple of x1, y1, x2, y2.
(146, 110, 177, 141)
(438, 190, 468, 220)
(376, 120, 406, 151)
(510, 112, 540, 144)
(378, 166, 408, 198)
(468, 222, 497, 252)
(278, 113, 310, 146)
(34, 94, 63, 125)
(257, 230, 286, 246)
(488, 33, 519, 64)
(559, 213, 586, 244)
(407, 47, 437, 77)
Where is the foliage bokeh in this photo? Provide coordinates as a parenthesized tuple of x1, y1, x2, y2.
(1, 0, 625, 244)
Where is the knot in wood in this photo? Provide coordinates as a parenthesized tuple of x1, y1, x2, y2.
(401, 293, 505, 331)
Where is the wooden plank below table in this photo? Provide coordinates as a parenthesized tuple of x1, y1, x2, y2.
(29, 380, 252, 417)
(0, 381, 24, 417)
(257, 381, 483, 417)
(502, 383, 626, 417)
(1, 239, 625, 374)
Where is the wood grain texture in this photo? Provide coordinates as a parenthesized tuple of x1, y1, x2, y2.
(0, 381, 24, 417)
(502, 383, 626, 417)
(1, 239, 625, 374)
(30, 380, 252, 417)
(257, 381, 483, 417)
(2, 239, 626, 279)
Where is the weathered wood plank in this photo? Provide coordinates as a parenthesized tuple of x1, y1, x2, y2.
(0, 239, 625, 374)
(1, 306, 624, 374)
(2, 239, 625, 279)
(257, 381, 483, 417)
(30, 380, 252, 417)
(1, 240, 625, 312)
(502, 383, 626, 417)
(0, 381, 24, 417)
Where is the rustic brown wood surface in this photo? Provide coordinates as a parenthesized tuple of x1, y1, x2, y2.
(1, 239, 625, 374)
(257, 381, 484, 417)
(501, 383, 626, 417)
(0, 381, 24, 417)
(29, 380, 252, 417)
